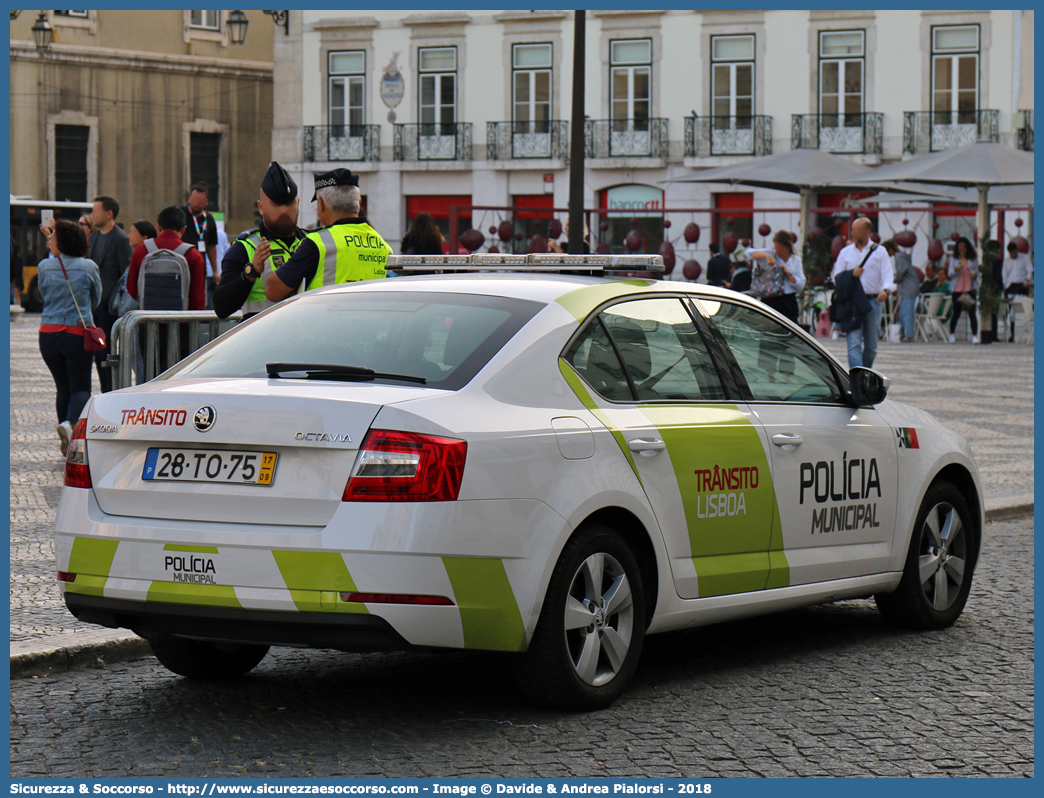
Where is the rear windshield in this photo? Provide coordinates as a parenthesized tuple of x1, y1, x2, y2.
(162, 291, 545, 390)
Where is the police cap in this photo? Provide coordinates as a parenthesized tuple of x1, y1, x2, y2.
(311, 168, 360, 202)
(261, 162, 297, 205)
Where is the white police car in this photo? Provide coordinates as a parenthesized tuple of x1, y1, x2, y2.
(55, 254, 983, 709)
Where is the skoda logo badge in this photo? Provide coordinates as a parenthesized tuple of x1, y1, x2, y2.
(193, 406, 217, 432)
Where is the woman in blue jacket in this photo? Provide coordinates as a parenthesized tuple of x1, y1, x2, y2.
(37, 219, 102, 456)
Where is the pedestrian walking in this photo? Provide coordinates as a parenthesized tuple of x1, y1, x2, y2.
(1002, 240, 1033, 342)
(746, 230, 805, 323)
(213, 161, 306, 319)
(36, 219, 102, 456)
(266, 168, 391, 301)
(401, 212, 445, 255)
(831, 217, 894, 369)
(86, 195, 133, 392)
(179, 182, 220, 303)
(706, 243, 731, 288)
(947, 236, 979, 344)
(884, 239, 919, 342)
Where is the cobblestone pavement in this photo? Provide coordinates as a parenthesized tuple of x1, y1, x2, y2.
(7, 316, 1034, 645)
(9, 515, 1033, 778)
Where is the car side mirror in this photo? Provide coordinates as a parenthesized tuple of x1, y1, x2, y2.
(849, 367, 889, 406)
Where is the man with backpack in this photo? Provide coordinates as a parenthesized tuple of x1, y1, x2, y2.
(126, 205, 207, 373)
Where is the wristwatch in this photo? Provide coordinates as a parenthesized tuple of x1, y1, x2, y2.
(243, 264, 259, 282)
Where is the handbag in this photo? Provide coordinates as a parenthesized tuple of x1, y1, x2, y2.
(56, 253, 107, 353)
(749, 260, 786, 299)
(108, 265, 139, 318)
(956, 292, 976, 309)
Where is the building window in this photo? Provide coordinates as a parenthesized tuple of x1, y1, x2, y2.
(190, 10, 221, 31)
(710, 35, 754, 122)
(53, 10, 88, 17)
(931, 25, 979, 124)
(610, 39, 651, 126)
(190, 132, 221, 211)
(819, 30, 864, 122)
(329, 51, 366, 131)
(54, 125, 89, 203)
(513, 44, 552, 131)
(419, 47, 457, 131)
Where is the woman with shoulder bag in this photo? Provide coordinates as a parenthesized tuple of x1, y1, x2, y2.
(746, 230, 806, 322)
(947, 236, 979, 344)
(37, 219, 103, 456)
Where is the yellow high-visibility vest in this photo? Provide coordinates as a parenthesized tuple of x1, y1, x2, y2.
(304, 221, 392, 290)
(239, 229, 305, 314)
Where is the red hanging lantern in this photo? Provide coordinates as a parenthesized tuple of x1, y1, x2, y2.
(830, 235, 846, 262)
(624, 229, 643, 251)
(547, 219, 563, 240)
(486, 244, 499, 254)
(758, 223, 771, 237)
(488, 225, 498, 235)
(870, 233, 882, 244)
(595, 241, 611, 255)
(683, 222, 701, 244)
(658, 241, 676, 273)
(600, 221, 609, 232)
(894, 230, 917, 248)
(663, 219, 672, 229)
(527, 234, 546, 253)
(927, 239, 944, 262)
(498, 221, 514, 242)
(630, 217, 639, 227)
(460, 229, 485, 252)
(514, 231, 524, 241)
(1012, 235, 1030, 253)
(1015, 217, 1024, 228)
(950, 231, 960, 242)
(722, 231, 738, 254)
(682, 260, 701, 281)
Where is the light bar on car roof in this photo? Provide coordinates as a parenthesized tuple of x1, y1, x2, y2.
(386, 253, 664, 273)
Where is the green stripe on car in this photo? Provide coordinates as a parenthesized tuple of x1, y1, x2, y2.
(554, 281, 654, 322)
(64, 537, 119, 596)
(443, 557, 527, 651)
(272, 550, 368, 614)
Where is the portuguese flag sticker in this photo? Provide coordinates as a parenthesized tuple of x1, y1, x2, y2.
(896, 427, 920, 449)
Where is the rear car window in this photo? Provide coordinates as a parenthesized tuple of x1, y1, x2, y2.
(163, 291, 544, 390)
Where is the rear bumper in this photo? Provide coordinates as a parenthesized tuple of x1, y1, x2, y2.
(65, 593, 414, 652)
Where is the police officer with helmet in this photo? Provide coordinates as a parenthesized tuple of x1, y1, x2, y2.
(213, 161, 307, 319)
(265, 168, 391, 302)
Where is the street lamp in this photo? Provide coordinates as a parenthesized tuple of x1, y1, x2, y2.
(226, 10, 249, 45)
(263, 10, 290, 36)
(31, 12, 53, 52)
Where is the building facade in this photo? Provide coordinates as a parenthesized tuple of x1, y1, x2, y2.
(10, 10, 274, 240)
(274, 9, 1032, 269)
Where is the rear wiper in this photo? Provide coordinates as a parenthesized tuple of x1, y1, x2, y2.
(266, 362, 426, 384)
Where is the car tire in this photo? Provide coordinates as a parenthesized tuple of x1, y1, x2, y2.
(147, 636, 270, 680)
(875, 480, 978, 630)
(514, 523, 646, 710)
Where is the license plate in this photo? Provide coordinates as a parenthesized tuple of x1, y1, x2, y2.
(143, 448, 278, 485)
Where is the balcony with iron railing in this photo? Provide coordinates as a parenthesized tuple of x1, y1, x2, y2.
(1018, 110, 1033, 152)
(684, 115, 772, 158)
(791, 113, 883, 156)
(903, 109, 999, 154)
(393, 123, 473, 162)
(486, 120, 569, 161)
(584, 118, 669, 159)
(303, 125, 381, 162)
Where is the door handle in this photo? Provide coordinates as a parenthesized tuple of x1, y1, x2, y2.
(771, 433, 803, 448)
(628, 438, 666, 457)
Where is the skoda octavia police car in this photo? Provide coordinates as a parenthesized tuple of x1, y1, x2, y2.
(55, 254, 983, 709)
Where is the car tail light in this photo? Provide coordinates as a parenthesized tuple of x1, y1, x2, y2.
(343, 429, 467, 502)
(57, 572, 76, 583)
(64, 419, 92, 488)
(340, 592, 454, 606)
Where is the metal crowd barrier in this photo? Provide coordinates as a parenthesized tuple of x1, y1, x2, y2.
(106, 310, 244, 390)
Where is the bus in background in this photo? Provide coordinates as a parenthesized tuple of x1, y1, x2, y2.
(11, 197, 95, 312)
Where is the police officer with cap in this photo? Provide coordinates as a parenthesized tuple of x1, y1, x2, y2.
(265, 168, 391, 302)
(213, 161, 307, 319)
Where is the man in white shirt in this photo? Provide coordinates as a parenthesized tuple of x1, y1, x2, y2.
(1003, 241, 1033, 342)
(831, 217, 895, 369)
